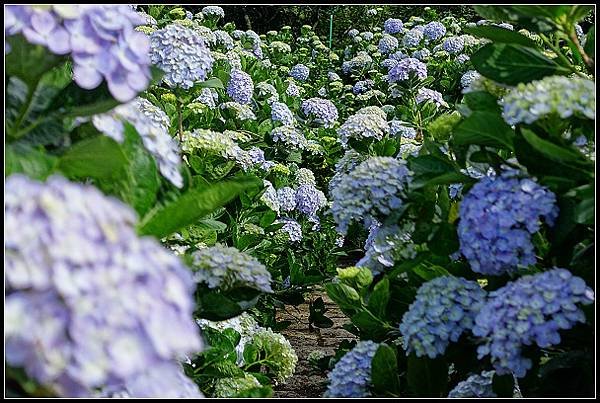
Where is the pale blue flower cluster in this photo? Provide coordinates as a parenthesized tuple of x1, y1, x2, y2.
(473, 268, 594, 378)
(338, 110, 390, 147)
(423, 21, 447, 41)
(448, 371, 496, 398)
(352, 79, 374, 95)
(301, 98, 339, 128)
(195, 87, 219, 109)
(271, 101, 295, 126)
(442, 36, 465, 53)
(348, 28, 360, 38)
(402, 27, 424, 47)
(384, 18, 403, 34)
(295, 184, 328, 218)
(460, 70, 481, 89)
(213, 29, 234, 50)
(271, 126, 308, 149)
(389, 120, 417, 139)
(201, 6, 225, 19)
(286, 81, 301, 97)
(456, 53, 470, 64)
(150, 23, 213, 89)
(399, 276, 487, 358)
(341, 51, 373, 74)
(356, 222, 417, 275)
(324, 341, 380, 397)
(411, 48, 431, 61)
(388, 57, 427, 82)
(290, 63, 310, 81)
(227, 69, 254, 105)
(331, 157, 412, 235)
(378, 34, 399, 54)
(416, 87, 448, 108)
(277, 187, 297, 212)
(458, 171, 559, 275)
(276, 218, 303, 242)
(5, 175, 202, 397)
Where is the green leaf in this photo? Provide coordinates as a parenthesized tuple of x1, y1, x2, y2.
(462, 91, 500, 113)
(196, 292, 251, 321)
(138, 176, 261, 238)
(471, 43, 570, 85)
(195, 77, 225, 89)
(259, 210, 277, 227)
(574, 197, 594, 225)
(197, 218, 228, 232)
(55, 81, 120, 118)
(520, 129, 591, 166)
(492, 372, 515, 398)
(5, 35, 66, 87)
(429, 222, 459, 256)
(5, 143, 58, 180)
(463, 25, 539, 48)
(412, 264, 450, 281)
(452, 111, 515, 150)
(325, 283, 361, 311)
(371, 344, 400, 396)
(58, 135, 127, 180)
(584, 25, 594, 59)
(367, 277, 390, 318)
(243, 344, 259, 364)
(407, 354, 448, 397)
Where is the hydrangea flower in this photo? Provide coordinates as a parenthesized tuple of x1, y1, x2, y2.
(448, 371, 496, 398)
(227, 69, 254, 105)
(416, 87, 448, 108)
(328, 149, 368, 195)
(341, 51, 372, 74)
(328, 71, 342, 81)
(352, 79, 374, 95)
(388, 57, 427, 82)
(473, 268, 595, 377)
(460, 70, 481, 89)
(255, 81, 279, 104)
(194, 87, 219, 109)
(399, 276, 487, 358)
(277, 187, 297, 212)
(213, 29, 234, 50)
(270, 101, 295, 126)
(289, 63, 310, 81)
(458, 171, 559, 275)
(260, 180, 280, 214)
(324, 341, 379, 397)
(362, 31, 374, 41)
(378, 34, 398, 54)
(296, 167, 317, 187)
(251, 328, 298, 383)
(338, 111, 389, 147)
(220, 102, 257, 121)
(301, 98, 339, 128)
(275, 218, 303, 242)
(270, 40, 292, 53)
(348, 28, 360, 38)
(191, 246, 273, 293)
(213, 374, 261, 397)
(412, 48, 431, 61)
(402, 27, 424, 47)
(389, 120, 417, 139)
(456, 53, 470, 64)
(442, 36, 465, 54)
(271, 126, 308, 149)
(295, 184, 327, 218)
(150, 23, 213, 89)
(384, 18, 403, 34)
(90, 97, 183, 187)
(181, 128, 237, 157)
(501, 75, 595, 125)
(286, 81, 301, 97)
(6, 6, 152, 102)
(5, 175, 202, 397)
(201, 6, 225, 19)
(331, 157, 412, 234)
(356, 222, 417, 275)
(381, 58, 399, 70)
(423, 21, 447, 41)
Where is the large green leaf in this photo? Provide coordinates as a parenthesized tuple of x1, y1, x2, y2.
(463, 91, 501, 113)
(5, 35, 66, 87)
(138, 176, 261, 238)
(471, 43, 570, 85)
(55, 81, 120, 118)
(520, 129, 592, 167)
(58, 135, 127, 180)
(463, 25, 539, 48)
(407, 355, 448, 397)
(584, 25, 595, 59)
(452, 111, 515, 150)
(367, 277, 390, 318)
(371, 344, 400, 396)
(5, 143, 58, 180)
(195, 77, 225, 89)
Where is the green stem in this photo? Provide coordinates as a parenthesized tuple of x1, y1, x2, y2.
(539, 33, 587, 78)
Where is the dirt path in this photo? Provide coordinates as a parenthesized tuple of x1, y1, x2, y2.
(273, 291, 357, 398)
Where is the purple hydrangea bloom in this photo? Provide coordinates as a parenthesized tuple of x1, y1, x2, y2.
(399, 276, 487, 358)
(271, 101, 295, 126)
(191, 246, 273, 293)
(473, 268, 594, 378)
(301, 98, 339, 128)
(227, 69, 254, 105)
(5, 175, 201, 397)
(443, 36, 465, 54)
(331, 157, 412, 235)
(277, 187, 297, 212)
(388, 57, 427, 82)
(295, 184, 327, 218)
(458, 171, 559, 275)
(276, 218, 303, 242)
(378, 34, 398, 55)
(423, 21, 447, 41)
(324, 341, 380, 397)
(289, 63, 310, 81)
(416, 87, 448, 108)
(383, 18, 403, 34)
(352, 79, 374, 95)
(150, 23, 213, 89)
(448, 371, 496, 398)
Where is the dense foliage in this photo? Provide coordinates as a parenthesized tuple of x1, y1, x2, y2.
(4, 4, 595, 398)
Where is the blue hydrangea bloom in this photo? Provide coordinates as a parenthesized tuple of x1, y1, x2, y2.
(295, 184, 327, 218)
(423, 21, 447, 41)
(150, 23, 213, 90)
(456, 53, 470, 64)
(276, 218, 303, 242)
(378, 34, 398, 55)
(416, 87, 448, 107)
(448, 371, 496, 398)
(328, 150, 367, 194)
(296, 168, 317, 187)
(348, 28, 359, 38)
(331, 157, 412, 235)
(270, 101, 295, 126)
(352, 79, 374, 95)
(301, 98, 339, 128)
(443, 36, 465, 54)
(227, 69, 254, 105)
(388, 57, 427, 82)
(361, 31, 374, 41)
(402, 27, 424, 47)
(202, 6, 225, 19)
(290, 63, 310, 81)
(412, 48, 431, 61)
(399, 276, 487, 358)
(324, 341, 380, 397)
(458, 171, 559, 275)
(195, 87, 219, 109)
(271, 126, 308, 149)
(328, 71, 341, 81)
(286, 81, 301, 97)
(356, 222, 417, 275)
(338, 110, 389, 147)
(460, 70, 481, 89)
(381, 58, 399, 70)
(389, 120, 417, 139)
(384, 18, 403, 34)
(277, 187, 297, 212)
(213, 29, 234, 50)
(473, 268, 594, 378)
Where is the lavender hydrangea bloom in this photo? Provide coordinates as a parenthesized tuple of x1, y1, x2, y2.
(150, 23, 213, 89)
(460, 70, 481, 89)
(271, 126, 308, 149)
(356, 222, 417, 275)
(352, 79, 374, 95)
(378, 34, 398, 55)
(384, 18, 403, 34)
(423, 21, 447, 41)
(213, 29, 234, 50)
(443, 36, 465, 54)
(331, 157, 412, 235)
(301, 98, 339, 128)
(448, 371, 496, 398)
(456, 53, 470, 64)
(271, 101, 295, 126)
(277, 187, 297, 212)
(473, 268, 594, 378)
(290, 63, 310, 81)
(227, 69, 254, 105)
(458, 171, 559, 275)
(399, 276, 487, 359)
(276, 218, 303, 242)
(388, 57, 427, 82)
(5, 175, 201, 397)
(416, 87, 448, 108)
(324, 341, 379, 397)
(295, 184, 327, 218)
(286, 81, 301, 97)
(191, 246, 273, 293)
(338, 111, 389, 147)
(195, 87, 219, 109)
(201, 6, 225, 19)
(381, 58, 399, 70)
(91, 97, 183, 188)
(389, 120, 417, 139)
(402, 27, 424, 47)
